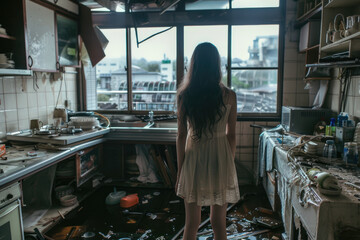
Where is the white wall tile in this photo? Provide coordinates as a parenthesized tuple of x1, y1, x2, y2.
(3, 77, 16, 93)
(354, 97, 360, 118)
(5, 109, 18, 122)
(283, 62, 298, 79)
(344, 96, 354, 116)
(19, 120, 29, 130)
(6, 121, 18, 132)
(283, 80, 297, 94)
(17, 108, 29, 121)
(283, 93, 296, 106)
(16, 93, 28, 109)
(27, 93, 38, 108)
(354, 77, 360, 97)
(0, 111, 5, 123)
(0, 79, 3, 94)
(4, 94, 17, 110)
(37, 93, 47, 107)
(46, 92, 56, 106)
(0, 123, 6, 138)
(0, 94, 4, 110)
(28, 107, 39, 120)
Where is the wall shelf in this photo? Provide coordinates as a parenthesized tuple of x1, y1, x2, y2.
(296, 2, 322, 27)
(306, 59, 360, 68)
(0, 68, 32, 76)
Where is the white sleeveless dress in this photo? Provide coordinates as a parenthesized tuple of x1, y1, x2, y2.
(176, 104, 240, 206)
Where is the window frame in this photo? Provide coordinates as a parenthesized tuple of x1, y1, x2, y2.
(86, 0, 285, 120)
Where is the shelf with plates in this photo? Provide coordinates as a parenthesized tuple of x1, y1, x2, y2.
(319, 0, 360, 61)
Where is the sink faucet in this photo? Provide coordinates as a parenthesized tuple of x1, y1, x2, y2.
(144, 111, 154, 128)
(149, 111, 154, 124)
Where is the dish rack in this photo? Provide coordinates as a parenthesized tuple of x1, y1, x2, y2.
(68, 117, 100, 130)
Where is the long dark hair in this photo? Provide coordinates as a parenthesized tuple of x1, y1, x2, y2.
(177, 42, 225, 141)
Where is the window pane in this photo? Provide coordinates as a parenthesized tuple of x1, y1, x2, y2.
(131, 27, 176, 111)
(231, 0, 279, 8)
(96, 29, 127, 110)
(232, 25, 279, 68)
(184, 25, 228, 86)
(232, 70, 277, 113)
(186, 0, 229, 10)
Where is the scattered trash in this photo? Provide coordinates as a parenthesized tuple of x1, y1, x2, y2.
(226, 223, 238, 234)
(146, 213, 157, 220)
(142, 199, 149, 204)
(144, 194, 153, 199)
(271, 236, 280, 240)
(165, 217, 176, 223)
(155, 236, 166, 240)
(163, 207, 170, 212)
(120, 194, 139, 208)
(126, 218, 137, 224)
(138, 230, 151, 240)
(153, 192, 160, 196)
(98, 230, 114, 239)
(253, 216, 282, 229)
(255, 207, 274, 215)
(82, 232, 95, 239)
(169, 200, 180, 204)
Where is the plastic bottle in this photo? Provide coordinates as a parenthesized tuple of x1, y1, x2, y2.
(330, 118, 336, 137)
(337, 112, 348, 127)
(327, 140, 337, 160)
(323, 141, 329, 158)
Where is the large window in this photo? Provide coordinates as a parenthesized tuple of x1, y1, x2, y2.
(87, 0, 284, 118)
(131, 27, 177, 111)
(231, 25, 279, 113)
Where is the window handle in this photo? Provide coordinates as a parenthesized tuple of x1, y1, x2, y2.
(124, 66, 128, 71)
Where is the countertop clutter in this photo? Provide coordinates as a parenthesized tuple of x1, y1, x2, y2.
(259, 123, 360, 240)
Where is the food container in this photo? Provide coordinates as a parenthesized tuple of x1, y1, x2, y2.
(59, 194, 78, 207)
(105, 190, 126, 205)
(120, 194, 139, 208)
(54, 185, 74, 199)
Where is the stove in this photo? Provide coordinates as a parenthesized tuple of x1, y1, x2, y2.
(6, 128, 110, 145)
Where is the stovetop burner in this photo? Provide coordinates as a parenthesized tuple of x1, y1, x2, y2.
(34, 126, 83, 136)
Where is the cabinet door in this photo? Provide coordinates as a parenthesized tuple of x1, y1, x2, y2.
(57, 14, 79, 67)
(25, 0, 57, 71)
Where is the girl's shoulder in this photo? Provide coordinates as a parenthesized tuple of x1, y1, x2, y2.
(221, 85, 236, 104)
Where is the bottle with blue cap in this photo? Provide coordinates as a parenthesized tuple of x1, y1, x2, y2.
(323, 140, 337, 160)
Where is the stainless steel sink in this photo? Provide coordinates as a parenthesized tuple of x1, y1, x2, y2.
(150, 122, 177, 128)
(110, 121, 177, 129)
(110, 122, 149, 128)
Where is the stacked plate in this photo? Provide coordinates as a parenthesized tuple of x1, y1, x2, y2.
(304, 141, 318, 155)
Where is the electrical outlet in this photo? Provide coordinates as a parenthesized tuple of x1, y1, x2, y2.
(64, 100, 71, 109)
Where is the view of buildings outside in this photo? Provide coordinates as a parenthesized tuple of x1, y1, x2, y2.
(94, 25, 278, 113)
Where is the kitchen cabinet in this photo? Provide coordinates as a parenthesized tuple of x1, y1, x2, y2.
(56, 14, 79, 67)
(0, 0, 30, 74)
(319, 0, 360, 61)
(25, 0, 58, 71)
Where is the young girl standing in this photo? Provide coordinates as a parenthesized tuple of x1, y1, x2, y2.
(176, 42, 240, 240)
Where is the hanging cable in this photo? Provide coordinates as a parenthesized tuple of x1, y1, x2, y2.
(94, 112, 110, 128)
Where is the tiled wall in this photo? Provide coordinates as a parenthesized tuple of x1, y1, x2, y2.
(235, 0, 311, 184)
(0, 67, 78, 139)
(324, 70, 360, 121)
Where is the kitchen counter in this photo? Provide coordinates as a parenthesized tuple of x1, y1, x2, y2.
(0, 138, 106, 188)
(259, 129, 360, 240)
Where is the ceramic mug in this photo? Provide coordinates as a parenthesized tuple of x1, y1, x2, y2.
(331, 30, 345, 42)
(30, 119, 43, 130)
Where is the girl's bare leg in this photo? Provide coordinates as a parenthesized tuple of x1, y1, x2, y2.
(183, 202, 202, 240)
(210, 203, 228, 240)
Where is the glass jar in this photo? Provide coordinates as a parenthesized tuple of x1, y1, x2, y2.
(323, 140, 337, 159)
(344, 142, 359, 165)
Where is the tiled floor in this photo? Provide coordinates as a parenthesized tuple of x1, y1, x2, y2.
(44, 184, 284, 239)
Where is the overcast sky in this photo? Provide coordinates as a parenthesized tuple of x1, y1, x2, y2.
(101, 24, 278, 62)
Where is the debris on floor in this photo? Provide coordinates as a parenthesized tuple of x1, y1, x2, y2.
(44, 185, 284, 240)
